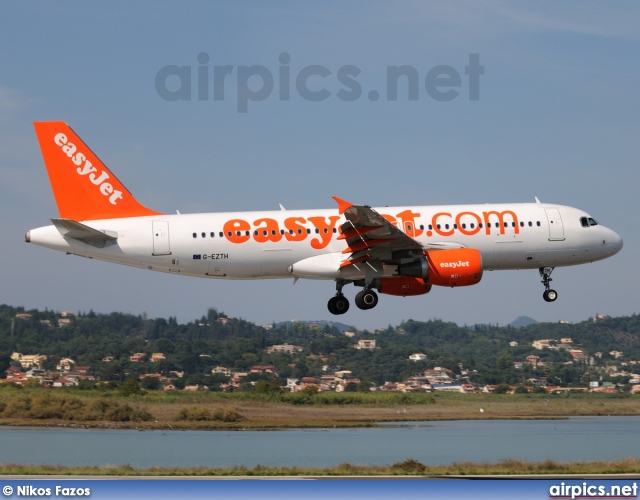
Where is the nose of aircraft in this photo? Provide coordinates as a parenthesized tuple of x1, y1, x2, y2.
(607, 228, 623, 256)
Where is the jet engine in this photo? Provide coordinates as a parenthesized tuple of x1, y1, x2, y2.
(397, 248, 483, 287)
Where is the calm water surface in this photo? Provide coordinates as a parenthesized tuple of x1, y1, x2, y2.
(1, 417, 639, 468)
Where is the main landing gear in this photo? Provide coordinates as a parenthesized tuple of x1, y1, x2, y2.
(328, 279, 350, 315)
(539, 267, 558, 302)
(355, 288, 378, 310)
(327, 280, 379, 315)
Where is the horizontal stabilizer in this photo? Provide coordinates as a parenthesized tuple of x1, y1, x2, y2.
(51, 218, 118, 248)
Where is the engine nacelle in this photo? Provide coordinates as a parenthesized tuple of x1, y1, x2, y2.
(397, 248, 483, 287)
(377, 277, 432, 296)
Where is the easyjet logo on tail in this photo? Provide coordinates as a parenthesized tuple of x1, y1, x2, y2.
(54, 133, 123, 205)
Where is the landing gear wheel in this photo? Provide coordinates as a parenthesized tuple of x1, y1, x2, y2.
(539, 267, 558, 303)
(355, 289, 378, 310)
(328, 295, 349, 315)
(543, 289, 558, 302)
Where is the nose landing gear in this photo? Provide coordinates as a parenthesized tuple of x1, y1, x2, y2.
(539, 267, 558, 302)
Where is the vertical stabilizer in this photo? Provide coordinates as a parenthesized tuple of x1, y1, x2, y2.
(33, 121, 162, 221)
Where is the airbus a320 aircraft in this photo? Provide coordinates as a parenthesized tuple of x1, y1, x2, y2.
(26, 122, 623, 315)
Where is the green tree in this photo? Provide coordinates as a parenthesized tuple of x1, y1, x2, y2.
(140, 377, 161, 390)
(494, 383, 511, 394)
(118, 379, 144, 396)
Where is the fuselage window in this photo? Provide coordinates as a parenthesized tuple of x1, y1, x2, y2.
(428, 224, 433, 230)
(333, 228, 337, 233)
(306, 228, 311, 234)
(192, 233, 197, 238)
(436, 224, 441, 230)
(272, 230, 277, 235)
(445, 224, 450, 230)
(219, 232, 223, 238)
(470, 223, 475, 229)
(280, 229, 285, 235)
(462, 223, 466, 229)
(520, 222, 524, 227)
(419, 225, 424, 230)
(201, 232, 206, 238)
(315, 228, 320, 234)
(298, 229, 303, 235)
(536, 221, 541, 227)
(210, 232, 215, 238)
(453, 224, 458, 229)
(324, 228, 328, 234)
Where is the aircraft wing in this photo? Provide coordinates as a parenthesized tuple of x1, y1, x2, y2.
(333, 197, 425, 268)
(51, 218, 118, 248)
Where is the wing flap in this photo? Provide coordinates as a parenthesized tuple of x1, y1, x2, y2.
(333, 197, 423, 264)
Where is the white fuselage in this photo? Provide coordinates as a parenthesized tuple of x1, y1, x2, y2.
(26, 202, 623, 281)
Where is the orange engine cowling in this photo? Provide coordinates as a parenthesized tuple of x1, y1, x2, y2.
(378, 277, 432, 296)
(397, 248, 483, 288)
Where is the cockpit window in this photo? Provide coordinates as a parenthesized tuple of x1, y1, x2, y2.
(580, 216, 599, 228)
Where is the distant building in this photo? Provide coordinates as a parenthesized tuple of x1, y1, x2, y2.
(532, 339, 554, 350)
(150, 353, 166, 362)
(129, 353, 146, 363)
(266, 344, 303, 354)
(355, 339, 376, 350)
(14, 354, 46, 369)
(56, 358, 75, 371)
(526, 355, 540, 366)
(409, 353, 427, 362)
(212, 366, 232, 377)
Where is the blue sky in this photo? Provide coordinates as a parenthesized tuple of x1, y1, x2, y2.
(1, 2, 638, 329)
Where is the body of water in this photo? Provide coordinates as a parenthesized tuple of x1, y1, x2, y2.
(1, 417, 638, 469)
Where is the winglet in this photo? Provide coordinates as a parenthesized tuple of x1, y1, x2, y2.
(33, 121, 163, 221)
(332, 196, 353, 214)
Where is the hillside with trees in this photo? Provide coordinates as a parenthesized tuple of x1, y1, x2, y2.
(2, 304, 640, 391)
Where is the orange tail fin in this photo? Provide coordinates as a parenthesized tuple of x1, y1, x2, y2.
(34, 121, 162, 221)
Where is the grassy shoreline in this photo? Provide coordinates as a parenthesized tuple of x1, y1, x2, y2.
(2, 458, 640, 477)
(1, 389, 639, 430)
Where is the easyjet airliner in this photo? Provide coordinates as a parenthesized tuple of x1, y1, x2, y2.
(26, 122, 623, 315)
